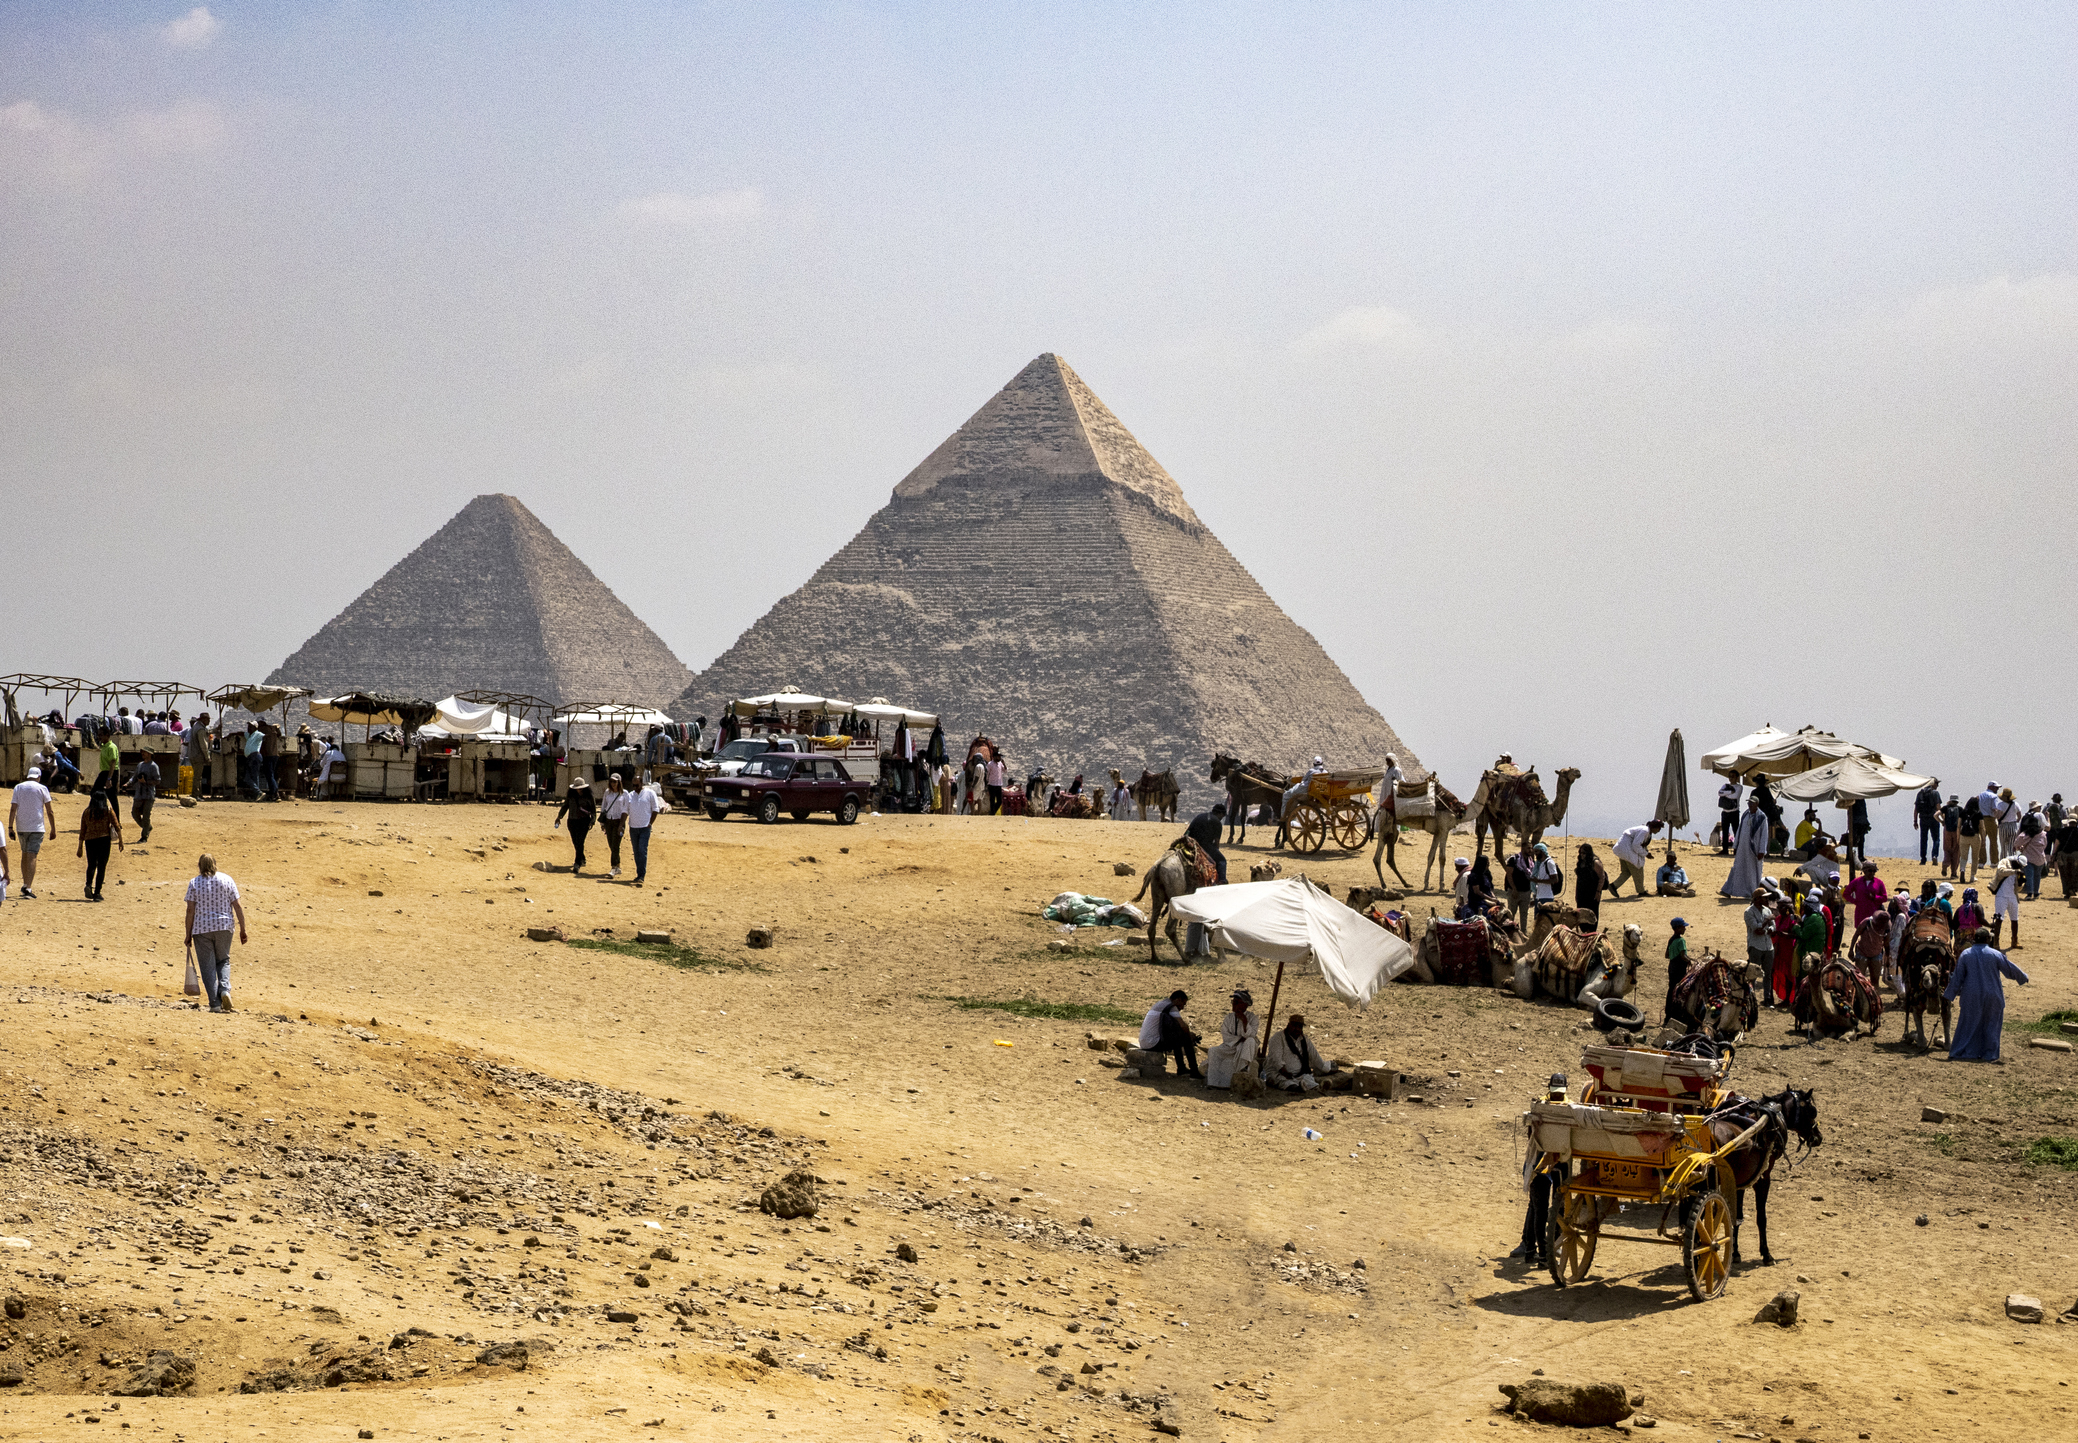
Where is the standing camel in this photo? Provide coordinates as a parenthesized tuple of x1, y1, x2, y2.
(1209, 754, 1286, 846)
(1133, 769, 1180, 824)
(1129, 847, 1198, 962)
(1373, 780, 1469, 893)
(1472, 767, 1582, 863)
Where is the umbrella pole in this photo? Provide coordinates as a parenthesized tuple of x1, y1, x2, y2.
(1258, 957, 1288, 1069)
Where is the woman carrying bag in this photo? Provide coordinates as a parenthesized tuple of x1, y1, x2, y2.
(554, 778, 599, 876)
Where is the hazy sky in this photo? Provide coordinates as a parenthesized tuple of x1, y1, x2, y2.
(3, 3, 2073, 842)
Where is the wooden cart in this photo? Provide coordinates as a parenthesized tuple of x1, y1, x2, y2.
(1284, 768, 1383, 854)
(1529, 1043, 1761, 1302)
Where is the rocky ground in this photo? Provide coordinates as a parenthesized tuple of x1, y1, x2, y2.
(0, 799, 2073, 1441)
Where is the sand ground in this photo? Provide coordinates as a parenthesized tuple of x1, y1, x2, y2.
(1, 796, 2074, 1442)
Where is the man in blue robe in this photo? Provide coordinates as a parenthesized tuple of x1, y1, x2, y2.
(1944, 927, 2029, 1062)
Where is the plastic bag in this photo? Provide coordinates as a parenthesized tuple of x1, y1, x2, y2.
(183, 958, 202, 998)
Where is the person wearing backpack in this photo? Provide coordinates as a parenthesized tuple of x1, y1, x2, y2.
(2016, 803, 2048, 900)
(1914, 783, 1942, 865)
(1959, 795, 1984, 883)
(1939, 794, 1962, 878)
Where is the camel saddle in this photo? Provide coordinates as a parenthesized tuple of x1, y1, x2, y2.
(1489, 771, 1548, 813)
(1171, 836, 1219, 890)
(1529, 925, 1603, 999)
(1672, 951, 1742, 1017)
(1432, 918, 1491, 987)
(1394, 780, 1436, 820)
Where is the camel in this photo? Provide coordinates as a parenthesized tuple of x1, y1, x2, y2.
(1405, 912, 1515, 988)
(1507, 921, 1636, 1008)
(1371, 779, 1470, 894)
(1209, 754, 1287, 846)
(1896, 910, 1955, 1050)
(1470, 766, 1581, 863)
(1791, 955, 1882, 1040)
(1129, 846, 1199, 962)
(1665, 950, 1763, 1041)
(1133, 769, 1180, 824)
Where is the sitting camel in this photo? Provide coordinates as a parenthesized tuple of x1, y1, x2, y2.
(1404, 911, 1517, 988)
(1664, 950, 1763, 1042)
(1792, 954, 1882, 1040)
(1507, 921, 1636, 1008)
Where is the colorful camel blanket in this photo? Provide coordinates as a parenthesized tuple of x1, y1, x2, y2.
(1528, 926, 1603, 999)
(1793, 956, 1882, 1036)
(1170, 837, 1219, 890)
(1432, 918, 1490, 987)
(1671, 952, 1756, 1034)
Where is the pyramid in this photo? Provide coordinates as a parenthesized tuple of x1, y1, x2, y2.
(671, 355, 1418, 793)
(269, 494, 692, 707)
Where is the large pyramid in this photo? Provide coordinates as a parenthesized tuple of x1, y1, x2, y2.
(270, 494, 692, 707)
(672, 355, 1418, 791)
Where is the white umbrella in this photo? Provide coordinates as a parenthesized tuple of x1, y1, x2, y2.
(1699, 724, 1904, 780)
(1169, 876, 1415, 1064)
(1774, 756, 1934, 804)
(730, 688, 855, 715)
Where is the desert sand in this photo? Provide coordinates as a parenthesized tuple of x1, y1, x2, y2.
(1, 797, 2073, 1442)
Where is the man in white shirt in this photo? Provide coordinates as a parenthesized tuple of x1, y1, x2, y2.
(7, 768, 58, 900)
(1530, 842, 1563, 904)
(625, 779, 663, 886)
(1977, 783, 2002, 875)
(1609, 821, 1663, 898)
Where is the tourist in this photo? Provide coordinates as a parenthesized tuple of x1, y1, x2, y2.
(241, 724, 263, 799)
(94, 730, 119, 798)
(644, 725, 671, 784)
(1960, 793, 1986, 882)
(0, 827, 8, 904)
(1263, 1014, 1332, 1093)
(598, 773, 630, 877)
(7, 766, 58, 900)
(1609, 820, 1662, 899)
(1821, 875, 1848, 952)
(1663, 918, 1690, 1017)
(1842, 861, 1886, 930)
(1107, 770, 1133, 821)
(1993, 787, 2021, 859)
(2017, 801, 2049, 899)
(184, 712, 213, 796)
(1451, 856, 1472, 916)
(131, 751, 161, 843)
(39, 746, 80, 793)
(1204, 989, 1258, 1090)
(983, 752, 1006, 814)
(1744, 890, 1776, 1005)
(1915, 781, 1942, 865)
(116, 706, 134, 734)
(1939, 793, 1962, 878)
(260, 723, 283, 801)
(1716, 777, 1742, 855)
(76, 789, 123, 901)
(1910, 877, 1950, 923)
(1989, 856, 2024, 949)
(1844, 797, 1872, 869)
(142, 712, 171, 736)
(1795, 895, 1828, 975)
(182, 853, 248, 1014)
(1530, 842, 1564, 906)
(553, 778, 598, 875)
(1944, 927, 2028, 1062)
(1952, 886, 1988, 948)
(1573, 843, 1607, 923)
(1503, 845, 1536, 931)
(626, 775, 663, 886)
(1465, 855, 1499, 919)
(1655, 851, 1694, 897)
(1720, 797, 1769, 897)
(1139, 991, 1201, 1080)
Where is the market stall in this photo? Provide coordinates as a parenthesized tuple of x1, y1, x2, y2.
(310, 693, 437, 800)
(92, 681, 202, 792)
(0, 674, 91, 788)
(551, 701, 674, 800)
(207, 684, 313, 798)
(418, 692, 541, 800)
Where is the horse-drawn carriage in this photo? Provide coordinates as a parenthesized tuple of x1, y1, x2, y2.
(1530, 1041, 1779, 1301)
(1284, 768, 1383, 854)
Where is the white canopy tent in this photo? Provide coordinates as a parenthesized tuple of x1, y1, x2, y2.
(1169, 876, 1415, 1066)
(728, 688, 855, 716)
(551, 704, 675, 727)
(1699, 724, 1906, 780)
(1774, 756, 1935, 805)
(854, 700, 940, 728)
(417, 696, 527, 743)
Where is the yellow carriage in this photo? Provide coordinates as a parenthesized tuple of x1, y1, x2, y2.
(1529, 1044, 1764, 1302)
(1284, 767, 1383, 854)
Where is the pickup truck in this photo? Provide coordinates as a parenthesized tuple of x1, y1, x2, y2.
(703, 753, 867, 825)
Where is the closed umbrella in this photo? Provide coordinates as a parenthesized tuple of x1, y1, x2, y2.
(1655, 729, 1690, 834)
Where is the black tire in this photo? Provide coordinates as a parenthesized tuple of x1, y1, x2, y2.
(757, 796, 782, 825)
(791, 811, 811, 822)
(1593, 997, 1645, 1033)
(705, 805, 729, 822)
(837, 797, 860, 826)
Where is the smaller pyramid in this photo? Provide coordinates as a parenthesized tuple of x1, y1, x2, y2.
(269, 494, 691, 707)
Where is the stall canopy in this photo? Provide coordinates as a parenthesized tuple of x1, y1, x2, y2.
(0, 674, 93, 725)
(1699, 724, 1905, 780)
(208, 685, 311, 715)
(854, 699, 940, 728)
(1774, 756, 1935, 805)
(550, 703, 675, 727)
(1168, 876, 1416, 1008)
(419, 696, 527, 741)
(310, 693, 439, 730)
(728, 688, 854, 716)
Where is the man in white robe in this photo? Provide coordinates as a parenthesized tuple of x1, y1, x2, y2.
(1720, 797, 1770, 898)
(1204, 989, 1259, 1089)
(1263, 1014, 1333, 1092)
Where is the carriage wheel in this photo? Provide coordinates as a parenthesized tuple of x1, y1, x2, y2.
(1329, 800, 1369, 852)
(1682, 1190, 1735, 1301)
(1290, 802, 1328, 853)
(1544, 1186, 1599, 1287)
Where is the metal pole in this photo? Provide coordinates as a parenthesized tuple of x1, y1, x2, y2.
(1257, 956, 1288, 1070)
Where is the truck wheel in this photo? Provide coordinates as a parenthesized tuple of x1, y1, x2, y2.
(758, 796, 782, 825)
(837, 797, 860, 826)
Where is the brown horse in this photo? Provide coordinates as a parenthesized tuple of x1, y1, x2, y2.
(1209, 753, 1286, 846)
(1718, 1085, 1823, 1265)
